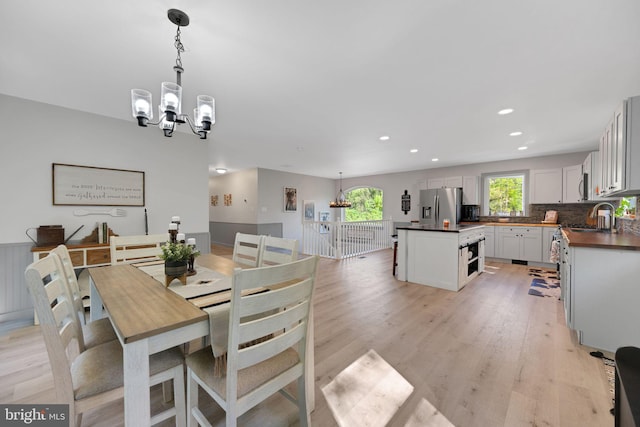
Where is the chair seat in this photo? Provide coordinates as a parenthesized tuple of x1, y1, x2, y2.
(72, 340, 184, 400)
(82, 318, 118, 349)
(186, 346, 299, 398)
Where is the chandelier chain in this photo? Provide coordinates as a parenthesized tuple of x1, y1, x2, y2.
(174, 26, 184, 69)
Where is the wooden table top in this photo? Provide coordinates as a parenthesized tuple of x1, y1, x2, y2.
(88, 253, 238, 344)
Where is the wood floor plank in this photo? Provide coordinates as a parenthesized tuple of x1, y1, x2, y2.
(0, 247, 614, 426)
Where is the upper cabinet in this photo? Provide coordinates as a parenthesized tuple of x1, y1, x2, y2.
(462, 176, 479, 204)
(530, 169, 562, 203)
(427, 176, 479, 204)
(598, 96, 640, 197)
(530, 166, 583, 204)
(562, 165, 583, 203)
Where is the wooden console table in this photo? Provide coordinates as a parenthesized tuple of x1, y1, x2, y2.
(31, 242, 111, 267)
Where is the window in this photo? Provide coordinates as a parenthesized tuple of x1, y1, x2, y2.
(344, 187, 383, 221)
(482, 171, 527, 216)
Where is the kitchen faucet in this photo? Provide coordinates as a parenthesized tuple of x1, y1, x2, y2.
(590, 202, 616, 232)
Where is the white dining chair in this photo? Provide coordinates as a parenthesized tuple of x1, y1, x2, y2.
(231, 233, 264, 268)
(259, 236, 299, 266)
(24, 253, 187, 427)
(50, 245, 117, 348)
(110, 233, 166, 264)
(185, 255, 320, 427)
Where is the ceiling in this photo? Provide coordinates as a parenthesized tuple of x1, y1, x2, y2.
(2, 0, 640, 179)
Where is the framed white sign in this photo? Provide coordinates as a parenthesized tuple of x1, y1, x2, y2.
(52, 163, 145, 206)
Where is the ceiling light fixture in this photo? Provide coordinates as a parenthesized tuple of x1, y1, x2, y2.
(329, 172, 352, 208)
(410, 149, 418, 153)
(518, 146, 528, 151)
(509, 131, 523, 136)
(498, 108, 514, 115)
(131, 9, 215, 139)
(379, 136, 390, 141)
(432, 158, 439, 162)
(215, 168, 227, 174)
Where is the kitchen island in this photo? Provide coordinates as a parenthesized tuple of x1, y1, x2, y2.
(396, 224, 485, 291)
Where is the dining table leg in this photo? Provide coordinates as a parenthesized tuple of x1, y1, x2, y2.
(89, 276, 103, 322)
(123, 339, 151, 426)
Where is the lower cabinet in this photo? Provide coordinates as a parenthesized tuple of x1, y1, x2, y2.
(495, 226, 542, 262)
(567, 244, 640, 352)
(484, 226, 495, 257)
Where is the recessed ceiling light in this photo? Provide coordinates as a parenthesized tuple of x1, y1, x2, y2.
(215, 168, 227, 174)
(509, 131, 523, 136)
(517, 146, 528, 151)
(432, 158, 439, 162)
(410, 149, 418, 153)
(498, 108, 514, 115)
(379, 135, 390, 141)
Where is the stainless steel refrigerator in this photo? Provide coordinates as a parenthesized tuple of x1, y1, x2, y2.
(419, 188, 462, 225)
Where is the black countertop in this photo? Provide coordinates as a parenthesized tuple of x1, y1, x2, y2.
(396, 224, 485, 233)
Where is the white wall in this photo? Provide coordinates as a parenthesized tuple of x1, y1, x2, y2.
(209, 168, 258, 223)
(340, 151, 592, 222)
(0, 94, 210, 244)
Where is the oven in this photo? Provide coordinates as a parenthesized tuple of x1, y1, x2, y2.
(458, 229, 485, 288)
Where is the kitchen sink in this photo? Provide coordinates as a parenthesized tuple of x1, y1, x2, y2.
(569, 228, 603, 233)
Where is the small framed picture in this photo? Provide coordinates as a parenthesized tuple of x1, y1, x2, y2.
(284, 187, 297, 212)
(319, 211, 330, 233)
(303, 200, 315, 221)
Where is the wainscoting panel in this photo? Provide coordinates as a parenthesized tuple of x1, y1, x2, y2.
(0, 242, 35, 325)
(210, 222, 282, 247)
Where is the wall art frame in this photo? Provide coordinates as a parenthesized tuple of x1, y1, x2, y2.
(284, 187, 297, 212)
(303, 200, 315, 221)
(52, 163, 145, 206)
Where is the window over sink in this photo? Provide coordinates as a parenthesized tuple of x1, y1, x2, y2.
(481, 171, 528, 216)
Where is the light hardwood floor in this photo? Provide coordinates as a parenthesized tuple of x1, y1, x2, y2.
(0, 246, 614, 426)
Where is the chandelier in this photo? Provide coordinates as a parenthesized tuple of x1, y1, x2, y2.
(329, 172, 352, 208)
(130, 9, 215, 139)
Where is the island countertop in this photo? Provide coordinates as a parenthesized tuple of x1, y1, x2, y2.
(396, 224, 485, 233)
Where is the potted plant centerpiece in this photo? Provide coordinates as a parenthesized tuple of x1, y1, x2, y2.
(160, 241, 200, 278)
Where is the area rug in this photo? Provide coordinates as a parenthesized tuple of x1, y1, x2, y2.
(321, 349, 414, 427)
(527, 268, 560, 298)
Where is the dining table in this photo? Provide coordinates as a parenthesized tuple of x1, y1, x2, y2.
(88, 253, 315, 426)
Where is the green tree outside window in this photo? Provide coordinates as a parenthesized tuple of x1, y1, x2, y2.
(345, 188, 383, 221)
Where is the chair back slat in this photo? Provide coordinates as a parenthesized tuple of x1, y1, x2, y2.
(239, 279, 313, 318)
(260, 236, 298, 266)
(110, 234, 166, 264)
(239, 301, 308, 344)
(232, 233, 265, 267)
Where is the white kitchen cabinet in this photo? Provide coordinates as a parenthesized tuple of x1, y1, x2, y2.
(598, 96, 640, 197)
(427, 178, 444, 189)
(462, 176, 479, 204)
(483, 226, 495, 257)
(495, 226, 542, 262)
(562, 165, 583, 203)
(568, 244, 640, 352)
(529, 169, 562, 204)
(427, 176, 464, 189)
